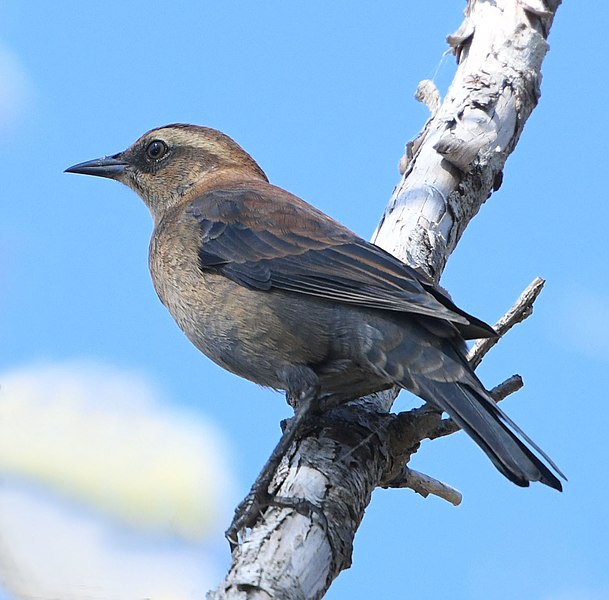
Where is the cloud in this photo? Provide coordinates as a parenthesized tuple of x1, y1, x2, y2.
(0, 361, 236, 600)
(0, 484, 222, 600)
(0, 43, 33, 132)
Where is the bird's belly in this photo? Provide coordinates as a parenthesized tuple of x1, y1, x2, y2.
(150, 249, 338, 389)
(148, 224, 396, 398)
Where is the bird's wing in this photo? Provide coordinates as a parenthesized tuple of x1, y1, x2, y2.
(187, 184, 495, 338)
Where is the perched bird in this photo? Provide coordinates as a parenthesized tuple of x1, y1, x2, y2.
(66, 124, 563, 493)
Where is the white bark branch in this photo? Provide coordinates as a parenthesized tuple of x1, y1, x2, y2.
(387, 467, 463, 506)
(209, 1, 562, 598)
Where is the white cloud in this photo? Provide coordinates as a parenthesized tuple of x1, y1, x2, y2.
(0, 43, 33, 132)
(0, 484, 222, 600)
(0, 361, 236, 600)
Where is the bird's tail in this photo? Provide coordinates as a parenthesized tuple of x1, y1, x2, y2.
(417, 379, 564, 491)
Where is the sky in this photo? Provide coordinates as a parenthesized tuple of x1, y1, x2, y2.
(0, 2, 607, 599)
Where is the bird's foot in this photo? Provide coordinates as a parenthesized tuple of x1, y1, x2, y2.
(225, 389, 319, 550)
(272, 495, 328, 529)
(225, 487, 272, 550)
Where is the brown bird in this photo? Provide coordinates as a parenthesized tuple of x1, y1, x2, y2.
(66, 124, 563, 499)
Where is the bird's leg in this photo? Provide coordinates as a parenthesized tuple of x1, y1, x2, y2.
(226, 384, 320, 549)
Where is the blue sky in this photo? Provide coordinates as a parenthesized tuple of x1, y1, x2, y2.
(0, 2, 607, 599)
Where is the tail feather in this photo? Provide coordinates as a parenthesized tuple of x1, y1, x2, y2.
(361, 311, 564, 490)
(419, 380, 564, 491)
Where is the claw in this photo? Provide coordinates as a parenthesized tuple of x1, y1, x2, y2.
(225, 390, 320, 549)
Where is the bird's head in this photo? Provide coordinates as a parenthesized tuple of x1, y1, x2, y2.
(66, 124, 268, 221)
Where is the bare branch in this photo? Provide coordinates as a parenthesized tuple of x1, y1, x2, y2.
(385, 467, 463, 506)
(490, 374, 525, 401)
(468, 277, 545, 368)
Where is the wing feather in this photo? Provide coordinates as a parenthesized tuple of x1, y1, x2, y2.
(186, 185, 495, 338)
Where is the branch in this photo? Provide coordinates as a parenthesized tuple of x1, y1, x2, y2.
(468, 276, 545, 368)
(385, 467, 463, 506)
(209, 2, 562, 598)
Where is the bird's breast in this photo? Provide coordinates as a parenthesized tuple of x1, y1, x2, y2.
(148, 218, 238, 360)
(147, 216, 336, 389)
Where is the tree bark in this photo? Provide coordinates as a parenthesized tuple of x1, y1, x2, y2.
(208, 1, 562, 598)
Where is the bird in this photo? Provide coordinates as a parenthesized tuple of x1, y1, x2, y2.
(65, 123, 564, 502)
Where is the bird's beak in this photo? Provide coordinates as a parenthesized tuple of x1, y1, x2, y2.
(65, 154, 128, 179)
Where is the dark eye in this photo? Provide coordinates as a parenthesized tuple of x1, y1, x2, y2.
(145, 140, 168, 160)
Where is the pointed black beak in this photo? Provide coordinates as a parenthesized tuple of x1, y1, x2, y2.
(65, 154, 128, 179)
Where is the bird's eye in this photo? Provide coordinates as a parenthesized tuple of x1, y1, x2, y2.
(145, 140, 168, 161)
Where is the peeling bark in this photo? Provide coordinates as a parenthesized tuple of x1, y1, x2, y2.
(208, 1, 562, 598)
